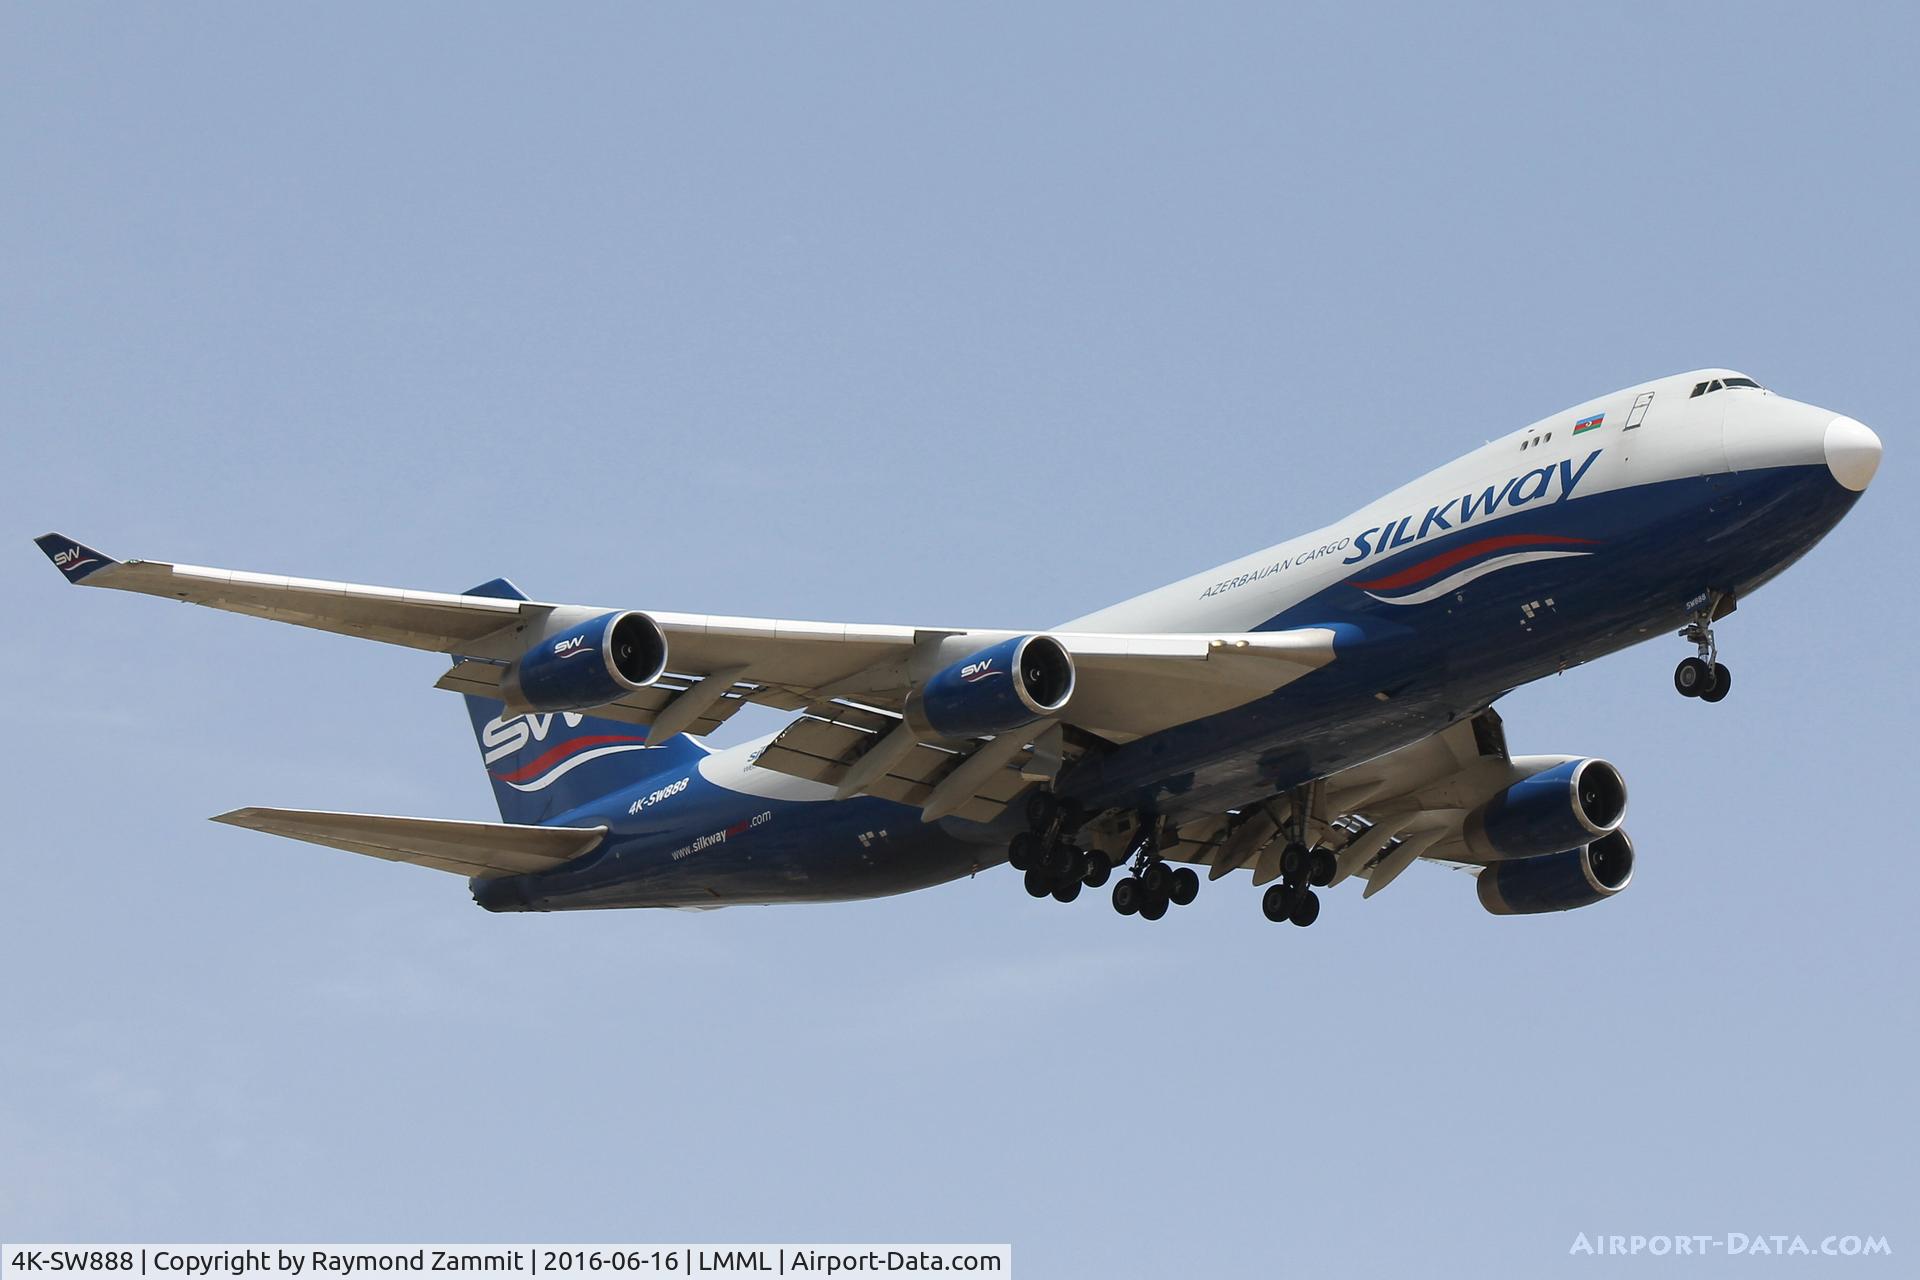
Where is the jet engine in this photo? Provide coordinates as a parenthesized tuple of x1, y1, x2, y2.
(502, 610, 668, 713)
(1462, 757, 1627, 861)
(1477, 829, 1635, 915)
(908, 634, 1075, 739)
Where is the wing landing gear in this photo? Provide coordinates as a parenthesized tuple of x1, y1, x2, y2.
(1009, 790, 1107, 904)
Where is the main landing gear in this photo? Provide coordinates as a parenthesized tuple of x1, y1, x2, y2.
(1674, 596, 1732, 703)
(1259, 838, 1335, 927)
(1108, 816, 1198, 923)
(1007, 791, 1109, 904)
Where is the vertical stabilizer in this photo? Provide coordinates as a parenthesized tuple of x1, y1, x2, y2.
(456, 579, 706, 824)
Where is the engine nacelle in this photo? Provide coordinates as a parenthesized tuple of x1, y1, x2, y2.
(502, 610, 668, 713)
(1477, 829, 1635, 915)
(1462, 757, 1627, 861)
(908, 634, 1075, 739)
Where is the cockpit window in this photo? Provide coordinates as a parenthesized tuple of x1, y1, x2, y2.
(1691, 376, 1764, 397)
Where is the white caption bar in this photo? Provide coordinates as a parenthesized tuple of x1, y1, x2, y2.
(1, 1248, 1011, 1279)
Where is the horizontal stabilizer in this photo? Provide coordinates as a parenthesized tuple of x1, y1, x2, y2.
(211, 807, 604, 878)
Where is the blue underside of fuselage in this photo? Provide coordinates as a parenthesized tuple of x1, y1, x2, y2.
(476, 463, 1858, 911)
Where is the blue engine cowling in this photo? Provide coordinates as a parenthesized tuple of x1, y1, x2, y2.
(909, 634, 1075, 739)
(1463, 757, 1627, 860)
(502, 610, 669, 713)
(1477, 829, 1635, 915)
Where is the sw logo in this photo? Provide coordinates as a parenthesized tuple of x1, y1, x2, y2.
(961, 658, 1002, 683)
(479, 711, 657, 793)
(553, 635, 590, 657)
(481, 711, 588, 764)
(52, 547, 97, 572)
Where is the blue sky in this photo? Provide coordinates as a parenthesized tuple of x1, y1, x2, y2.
(4, 4, 1913, 1275)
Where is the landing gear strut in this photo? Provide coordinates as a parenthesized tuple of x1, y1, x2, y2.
(1675, 594, 1733, 702)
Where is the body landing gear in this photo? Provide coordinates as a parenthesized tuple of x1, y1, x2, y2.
(1255, 784, 1336, 928)
(1110, 818, 1198, 923)
(1675, 595, 1734, 703)
(1261, 837, 1329, 928)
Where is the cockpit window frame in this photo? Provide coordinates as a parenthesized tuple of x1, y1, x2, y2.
(1692, 376, 1765, 398)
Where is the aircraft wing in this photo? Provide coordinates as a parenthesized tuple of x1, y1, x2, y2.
(35, 533, 1340, 820)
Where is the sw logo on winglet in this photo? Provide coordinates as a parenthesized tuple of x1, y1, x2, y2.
(33, 532, 114, 582)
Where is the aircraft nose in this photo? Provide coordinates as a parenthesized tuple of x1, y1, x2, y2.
(1824, 415, 1883, 491)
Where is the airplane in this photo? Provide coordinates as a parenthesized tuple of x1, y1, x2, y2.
(33, 368, 1883, 928)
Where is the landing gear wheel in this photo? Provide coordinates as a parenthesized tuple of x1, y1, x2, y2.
(1674, 656, 1713, 698)
(1262, 884, 1295, 923)
(1051, 877, 1082, 904)
(1309, 847, 1337, 887)
(1142, 862, 1174, 896)
(1699, 663, 1732, 703)
(1007, 831, 1040, 872)
(1023, 867, 1053, 898)
(1168, 866, 1199, 906)
(1288, 888, 1321, 927)
(1138, 891, 1169, 921)
(1112, 877, 1143, 915)
(1079, 851, 1111, 888)
(1040, 841, 1077, 876)
(1279, 842, 1309, 880)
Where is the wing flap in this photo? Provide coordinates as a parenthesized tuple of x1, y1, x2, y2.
(753, 703, 1038, 822)
(434, 659, 753, 738)
(211, 807, 604, 877)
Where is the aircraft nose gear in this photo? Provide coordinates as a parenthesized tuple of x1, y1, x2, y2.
(1110, 817, 1197, 922)
(1674, 594, 1733, 702)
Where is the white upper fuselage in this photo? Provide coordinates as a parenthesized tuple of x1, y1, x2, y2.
(1065, 369, 1876, 636)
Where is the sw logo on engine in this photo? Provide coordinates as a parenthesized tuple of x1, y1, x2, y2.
(961, 658, 1002, 682)
(553, 635, 590, 657)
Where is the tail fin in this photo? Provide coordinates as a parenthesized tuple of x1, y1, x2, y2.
(457, 578, 707, 825)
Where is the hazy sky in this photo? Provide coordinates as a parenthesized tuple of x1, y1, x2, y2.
(4, 4, 1913, 1276)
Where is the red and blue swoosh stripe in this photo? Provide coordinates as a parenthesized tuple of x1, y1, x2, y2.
(1354, 534, 1598, 605)
(491, 733, 653, 792)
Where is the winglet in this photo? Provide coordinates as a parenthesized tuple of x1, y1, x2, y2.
(33, 533, 117, 583)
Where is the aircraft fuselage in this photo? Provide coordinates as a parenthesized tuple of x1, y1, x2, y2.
(473, 369, 1880, 911)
